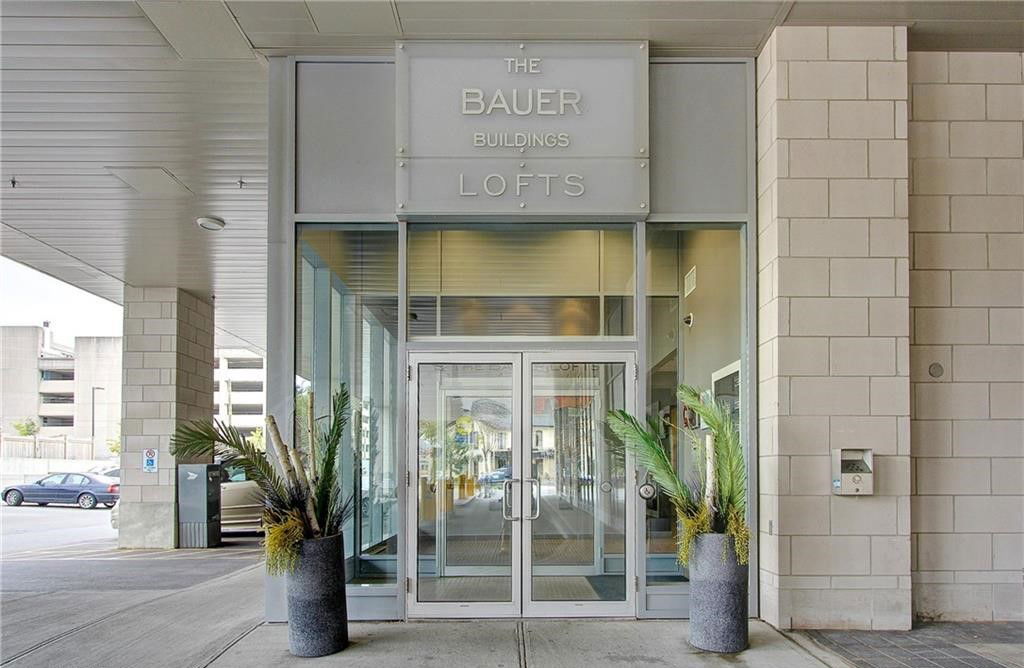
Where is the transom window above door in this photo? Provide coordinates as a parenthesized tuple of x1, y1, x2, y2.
(408, 225, 635, 338)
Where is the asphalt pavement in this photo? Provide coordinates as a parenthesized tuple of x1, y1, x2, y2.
(1, 504, 116, 555)
(0, 503, 264, 667)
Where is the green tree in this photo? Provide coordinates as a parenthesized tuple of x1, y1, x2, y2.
(12, 417, 40, 436)
(107, 435, 121, 455)
(246, 426, 265, 449)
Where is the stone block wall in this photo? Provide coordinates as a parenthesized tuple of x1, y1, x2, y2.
(908, 51, 1024, 622)
(118, 287, 214, 549)
(756, 25, 913, 630)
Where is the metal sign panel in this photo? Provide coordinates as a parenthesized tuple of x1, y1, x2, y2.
(396, 41, 649, 220)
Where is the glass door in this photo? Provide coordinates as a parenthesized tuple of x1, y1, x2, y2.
(406, 352, 635, 618)
(407, 354, 522, 617)
(522, 353, 636, 617)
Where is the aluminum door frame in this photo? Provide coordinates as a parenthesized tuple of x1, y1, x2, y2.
(521, 351, 637, 618)
(405, 352, 524, 619)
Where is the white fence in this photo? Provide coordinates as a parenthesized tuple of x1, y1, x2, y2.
(0, 434, 108, 460)
(0, 456, 115, 487)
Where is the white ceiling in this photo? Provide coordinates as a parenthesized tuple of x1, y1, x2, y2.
(1, 1, 1021, 354)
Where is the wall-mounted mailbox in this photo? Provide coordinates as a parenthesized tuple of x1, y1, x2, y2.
(831, 448, 873, 495)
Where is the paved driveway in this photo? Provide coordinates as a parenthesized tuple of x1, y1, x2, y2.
(1, 504, 116, 554)
(1, 506, 264, 667)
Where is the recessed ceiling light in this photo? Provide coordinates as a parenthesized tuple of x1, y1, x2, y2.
(196, 216, 226, 231)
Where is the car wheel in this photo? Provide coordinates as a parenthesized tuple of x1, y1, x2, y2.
(4, 490, 23, 506)
(103, 503, 115, 508)
(78, 493, 98, 510)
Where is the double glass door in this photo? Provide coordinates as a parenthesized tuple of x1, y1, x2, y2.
(407, 352, 636, 617)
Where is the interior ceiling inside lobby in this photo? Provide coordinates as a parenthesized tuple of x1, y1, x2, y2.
(1, 1, 1020, 352)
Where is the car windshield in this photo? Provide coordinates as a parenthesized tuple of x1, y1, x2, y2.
(223, 466, 247, 482)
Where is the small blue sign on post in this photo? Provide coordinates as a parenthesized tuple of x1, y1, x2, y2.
(143, 448, 158, 473)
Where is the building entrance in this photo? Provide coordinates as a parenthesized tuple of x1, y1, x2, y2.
(406, 352, 636, 617)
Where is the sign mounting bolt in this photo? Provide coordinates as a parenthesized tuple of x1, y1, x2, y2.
(398, 43, 404, 50)
(519, 162, 525, 168)
(640, 162, 646, 168)
(399, 161, 405, 167)
(519, 43, 525, 49)
(640, 202, 647, 209)
(640, 147, 646, 154)
(398, 147, 404, 153)
(519, 202, 526, 208)
(398, 203, 405, 209)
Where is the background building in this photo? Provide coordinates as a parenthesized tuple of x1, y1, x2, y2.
(213, 348, 266, 440)
(2, 325, 264, 451)
(1, 324, 121, 449)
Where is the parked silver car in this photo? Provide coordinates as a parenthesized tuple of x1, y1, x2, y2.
(110, 465, 262, 532)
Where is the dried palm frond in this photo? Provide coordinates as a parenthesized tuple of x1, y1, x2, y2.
(265, 509, 304, 575)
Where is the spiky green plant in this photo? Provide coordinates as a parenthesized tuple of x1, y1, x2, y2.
(171, 387, 354, 573)
(608, 384, 749, 565)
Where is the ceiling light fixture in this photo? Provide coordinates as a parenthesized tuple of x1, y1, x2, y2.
(196, 215, 226, 231)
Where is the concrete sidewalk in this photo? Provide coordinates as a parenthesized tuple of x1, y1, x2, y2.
(3, 559, 844, 668)
(2, 533, 845, 668)
(209, 619, 841, 668)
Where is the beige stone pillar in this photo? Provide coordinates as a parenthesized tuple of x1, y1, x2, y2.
(908, 51, 1024, 622)
(757, 26, 912, 630)
(118, 287, 214, 549)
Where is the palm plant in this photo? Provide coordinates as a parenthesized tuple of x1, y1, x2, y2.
(608, 384, 749, 565)
(171, 387, 354, 574)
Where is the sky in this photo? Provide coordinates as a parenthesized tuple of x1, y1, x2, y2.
(1, 256, 123, 346)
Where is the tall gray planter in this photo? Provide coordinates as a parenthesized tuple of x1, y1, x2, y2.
(286, 533, 349, 657)
(689, 532, 748, 653)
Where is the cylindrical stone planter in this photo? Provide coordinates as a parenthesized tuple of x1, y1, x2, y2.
(286, 533, 349, 657)
(689, 532, 748, 653)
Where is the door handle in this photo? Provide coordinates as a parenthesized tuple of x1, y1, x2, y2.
(524, 478, 541, 520)
(502, 479, 520, 521)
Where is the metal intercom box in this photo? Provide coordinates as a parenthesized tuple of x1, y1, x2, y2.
(831, 449, 874, 495)
(178, 463, 222, 548)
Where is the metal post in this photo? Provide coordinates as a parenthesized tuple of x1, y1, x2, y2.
(91, 385, 105, 458)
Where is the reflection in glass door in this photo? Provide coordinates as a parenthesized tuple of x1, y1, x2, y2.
(524, 357, 634, 616)
(410, 356, 522, 617)
(407, 353, 634, 617)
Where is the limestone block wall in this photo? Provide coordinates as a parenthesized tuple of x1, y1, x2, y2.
(756, 25, 913, 630)
(908, 51, 1024, 622)
(118, 287, 214, 549)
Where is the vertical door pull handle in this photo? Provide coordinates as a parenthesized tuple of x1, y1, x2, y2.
(502, 478, 520, 521)
(524, 478, 541, 520)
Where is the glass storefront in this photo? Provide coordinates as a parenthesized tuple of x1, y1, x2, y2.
(295, 225, 400, 584)
(644, 226, 744, 587)
(291, 221, 747, 614)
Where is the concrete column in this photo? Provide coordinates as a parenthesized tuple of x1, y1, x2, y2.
(118, 287, 214, 549)
(908, 51, 1024, 622)
(756, 26, 912, 630)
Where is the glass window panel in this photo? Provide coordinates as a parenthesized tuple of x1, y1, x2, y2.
(295, 225, 399, 585)
(644, 226, 744, 586)
(408, 225, 634, 337)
